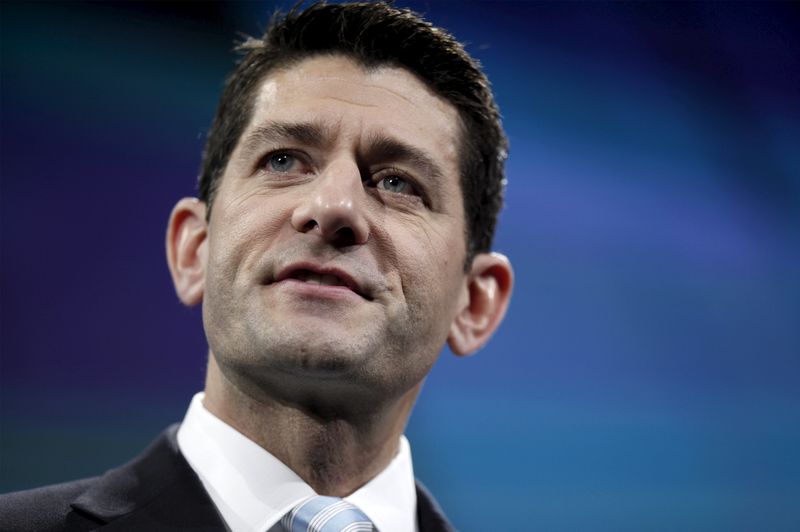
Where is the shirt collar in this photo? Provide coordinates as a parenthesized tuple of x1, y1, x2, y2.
(177, 392, 418, 532)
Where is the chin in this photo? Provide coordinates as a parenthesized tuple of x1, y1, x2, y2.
(248, 329, 377, 374)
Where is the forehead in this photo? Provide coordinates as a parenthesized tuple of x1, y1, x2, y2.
(237, 55, 463, 184)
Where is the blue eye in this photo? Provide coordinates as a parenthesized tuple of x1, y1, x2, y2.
(378, 175, 412, 194)
(268, 153, 295, 172)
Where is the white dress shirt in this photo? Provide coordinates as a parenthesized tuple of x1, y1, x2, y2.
(177, 393, 418, 532)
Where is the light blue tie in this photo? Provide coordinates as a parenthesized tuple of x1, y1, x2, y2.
(281, 495, 376, 532)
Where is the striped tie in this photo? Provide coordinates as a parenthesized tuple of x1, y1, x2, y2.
(281, 495, 376, 532)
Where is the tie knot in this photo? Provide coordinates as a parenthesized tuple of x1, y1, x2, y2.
(282, 495, 376, 532)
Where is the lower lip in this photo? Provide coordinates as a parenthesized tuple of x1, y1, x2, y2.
(274, 279, 364, 301)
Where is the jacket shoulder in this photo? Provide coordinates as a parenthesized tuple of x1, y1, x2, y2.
(0, 424, 223, 532)
(0, 477, 102, 532)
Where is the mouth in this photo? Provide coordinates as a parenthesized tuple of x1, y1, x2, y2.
(290, 270, 347, 286)
(274, 264, 371, 300)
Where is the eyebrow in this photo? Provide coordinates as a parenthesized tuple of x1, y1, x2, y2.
(239, 120, 337, 159)
(364, 134, 446, 184)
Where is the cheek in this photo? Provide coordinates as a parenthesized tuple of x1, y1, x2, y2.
(207, 190, 294, 282)
(395, 216, 466, 311)
(219, 184, 290, 235)
(414, 214, 465, 273)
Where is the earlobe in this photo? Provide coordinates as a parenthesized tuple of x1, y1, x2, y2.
(447, 252, 513, 356)
(166, 198, 208, 306)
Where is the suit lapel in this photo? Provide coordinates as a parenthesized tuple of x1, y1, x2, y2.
(70, 424, 227, 531)
(415, 480, 456, 532)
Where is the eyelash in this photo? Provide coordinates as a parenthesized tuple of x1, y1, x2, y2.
(257, 150, 427, 205)
(368, 168, 421, 198)
(260, 150, 310, 174)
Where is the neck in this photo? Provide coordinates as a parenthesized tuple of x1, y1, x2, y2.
(203, 355, 419, 496)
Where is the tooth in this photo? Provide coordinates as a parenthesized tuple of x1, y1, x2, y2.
(306, 272, 321, 285)
(320, 274, 340, 286)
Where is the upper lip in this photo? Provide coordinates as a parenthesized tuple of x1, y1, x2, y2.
(274, 262, 369, 299)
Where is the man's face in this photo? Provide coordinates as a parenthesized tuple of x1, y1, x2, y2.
(201, 55, 469, 403)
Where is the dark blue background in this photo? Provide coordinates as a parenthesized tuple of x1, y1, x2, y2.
(2, 2, 799, 530)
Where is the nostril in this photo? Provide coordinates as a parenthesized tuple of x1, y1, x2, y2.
(290, 188, 369, 245)
(330, 227, 357, 248)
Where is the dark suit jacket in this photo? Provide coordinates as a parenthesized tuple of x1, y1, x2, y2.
(0, 424, 455, 532)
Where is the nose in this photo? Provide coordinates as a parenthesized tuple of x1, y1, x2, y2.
(290, 160, 370, 247)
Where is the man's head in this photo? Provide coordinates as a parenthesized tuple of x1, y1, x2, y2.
(166, 2, 512, 412)
(199, 1, 507, 265)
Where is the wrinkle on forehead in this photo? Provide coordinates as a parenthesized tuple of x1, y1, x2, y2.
(324, 96, 379, 109)
(256, 56, 457, 126)
(296, 74, 433, 112)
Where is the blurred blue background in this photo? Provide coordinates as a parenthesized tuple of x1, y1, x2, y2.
(2, 1, 798, 530)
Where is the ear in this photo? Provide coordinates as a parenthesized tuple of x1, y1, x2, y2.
(166, 198, 208, 306)
(448, 252, 513, 356)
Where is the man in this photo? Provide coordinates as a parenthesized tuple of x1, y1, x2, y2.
(0, 2, 512, 531)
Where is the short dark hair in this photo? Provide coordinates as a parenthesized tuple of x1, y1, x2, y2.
(199, 1, 507, 264)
